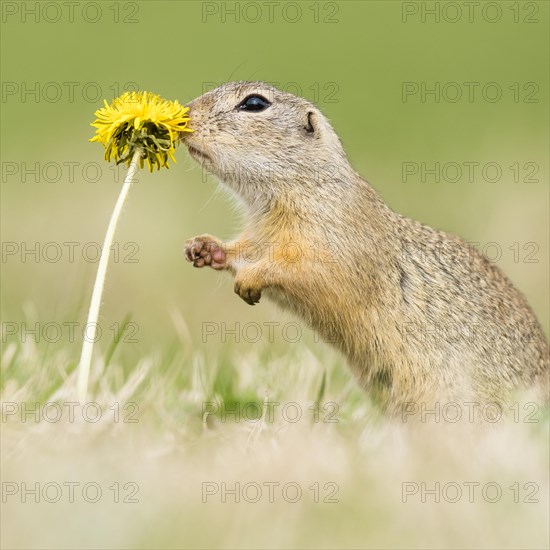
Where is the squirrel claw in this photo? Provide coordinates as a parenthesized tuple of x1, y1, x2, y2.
(234, 281, 262, 305)
(184, 235, 226, 270)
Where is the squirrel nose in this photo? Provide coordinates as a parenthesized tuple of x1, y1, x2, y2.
(181, 114, 195, 142)
(181, 104, 199, 141)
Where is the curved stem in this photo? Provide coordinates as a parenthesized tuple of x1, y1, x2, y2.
(76, 149, 142, 402)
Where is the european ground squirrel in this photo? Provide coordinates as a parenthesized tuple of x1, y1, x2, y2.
(183, 81, 549, 417)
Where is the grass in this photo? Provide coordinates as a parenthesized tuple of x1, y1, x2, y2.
(1, 1, 549, 547)
(1, 316, 549, 550)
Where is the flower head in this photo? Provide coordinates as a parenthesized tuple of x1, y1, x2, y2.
(90, 91, 193, 171)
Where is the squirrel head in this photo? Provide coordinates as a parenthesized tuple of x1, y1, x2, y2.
(183, 81, 351, 208)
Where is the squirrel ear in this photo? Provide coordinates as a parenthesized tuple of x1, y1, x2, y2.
(304, 111, 316, 135)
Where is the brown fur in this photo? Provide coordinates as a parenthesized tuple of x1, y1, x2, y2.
(183, 81, 549, 416)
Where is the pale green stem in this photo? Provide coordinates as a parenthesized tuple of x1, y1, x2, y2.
(76, 148, 142, 402)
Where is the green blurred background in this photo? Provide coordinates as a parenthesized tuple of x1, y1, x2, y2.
(1, 3, 549, 550)
(1, 0, 549, 361)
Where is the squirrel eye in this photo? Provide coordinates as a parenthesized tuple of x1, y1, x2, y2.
(238, 95, 271, 112)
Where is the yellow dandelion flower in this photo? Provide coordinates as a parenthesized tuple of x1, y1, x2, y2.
(90, 91, 193, 172)
(77, 91, 193, 401)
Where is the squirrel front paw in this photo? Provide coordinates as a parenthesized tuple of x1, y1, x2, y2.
(184, 234, 226, 270)
(234, 278, 262, 305)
